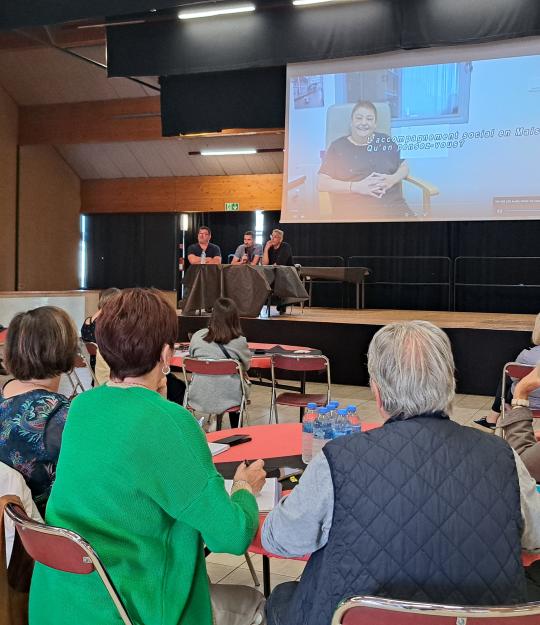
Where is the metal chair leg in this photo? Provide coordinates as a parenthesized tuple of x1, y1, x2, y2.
(244, 553, 260, 587)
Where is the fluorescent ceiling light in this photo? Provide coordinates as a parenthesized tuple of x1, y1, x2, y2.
(178, 3, 255, 20)
(200, 148, 258, 156)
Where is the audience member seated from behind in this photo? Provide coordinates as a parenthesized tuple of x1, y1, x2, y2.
(0, 306, 78, 515)
(262, 321, 540, 625)
(476, 312, 540, 430)
(80, 287, 120, 372)
(187, 225, 222, 265)
(231, 230, 263, 266)
(498, 363, 540, 483)
(188, 297, 250, 429)
(29, 287, 266, 625)
(89, 288, 186, 405)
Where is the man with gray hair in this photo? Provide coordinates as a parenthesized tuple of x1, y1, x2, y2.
(263, 321, 540, 625)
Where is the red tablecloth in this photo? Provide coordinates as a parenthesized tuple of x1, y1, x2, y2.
(208, 422, 540, 568)
(208, 422, 380, 562)
(172, 342, 316, 370)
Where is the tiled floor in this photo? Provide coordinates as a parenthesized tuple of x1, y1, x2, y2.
(210, 381, 496, 589)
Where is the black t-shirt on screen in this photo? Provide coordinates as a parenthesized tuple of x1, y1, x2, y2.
(267, 242, 293, 266)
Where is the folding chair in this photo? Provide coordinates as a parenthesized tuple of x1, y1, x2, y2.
(182, 357, 248, 429)
(270, 354, 330, 423)
(5, 502, 135, 625)
(501, 362, 540, 421)
(332, 595, 540, 625)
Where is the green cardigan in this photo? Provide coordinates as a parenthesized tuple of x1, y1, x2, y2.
(29, 385, 259, 625)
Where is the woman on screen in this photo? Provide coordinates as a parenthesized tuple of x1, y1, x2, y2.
(318, 100, 410, 218)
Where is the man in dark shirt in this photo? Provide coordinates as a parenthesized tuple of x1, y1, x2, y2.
(262, 229, 294, 314)
(262, 229, 293, 267)
(187, 226, 222, 265)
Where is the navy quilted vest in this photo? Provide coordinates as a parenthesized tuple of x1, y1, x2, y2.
(287, 414, 526, 625)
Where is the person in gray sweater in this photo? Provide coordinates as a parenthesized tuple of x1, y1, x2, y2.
(187, 298, 251, 428)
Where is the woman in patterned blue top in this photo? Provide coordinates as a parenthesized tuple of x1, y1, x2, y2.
(0, 306, 78, 514)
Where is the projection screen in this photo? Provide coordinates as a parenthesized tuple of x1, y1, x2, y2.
(281, 39, 540, 223)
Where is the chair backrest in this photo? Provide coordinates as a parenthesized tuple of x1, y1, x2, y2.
(332, 595, 540, 625)
(325, 101, 392, 149)
(5, 503, 134, 625)
(183, 357, 241, 376)
(272, 354, 328, 372)
(504, 362, 536, 381)
(84, 341, 98, 357)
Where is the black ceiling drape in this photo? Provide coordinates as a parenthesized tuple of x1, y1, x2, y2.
(107, 0, 540, 78)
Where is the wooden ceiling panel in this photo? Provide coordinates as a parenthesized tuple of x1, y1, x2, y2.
(156, 141, 200, 177)
(0, 45, 155, 105)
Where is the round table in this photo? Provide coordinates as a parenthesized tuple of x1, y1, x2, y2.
(208, 422, 540, 594)
(171, 342, 319, 370)
(207, 422, 380, 596)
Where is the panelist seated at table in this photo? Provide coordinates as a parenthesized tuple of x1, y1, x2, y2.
(262, 321, 540, 625)
(231, 230, 263, 266)
(262, 229, 293, 267)
(187, 225, 222, 265)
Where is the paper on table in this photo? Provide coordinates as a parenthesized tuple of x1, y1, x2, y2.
(224, 478, 280, 512)
(209, 442, 230, 456)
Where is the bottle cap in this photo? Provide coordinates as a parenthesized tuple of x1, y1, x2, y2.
(328, 401, 339, 409)
(347, 405, 356, 411)
(318, 407, 327, 414)
(307, 402, 318, 409)
(337, 409, 348, 415)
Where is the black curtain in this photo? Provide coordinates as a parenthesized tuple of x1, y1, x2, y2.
(107, 0, 540, 78)
(86, 213, 179, 291)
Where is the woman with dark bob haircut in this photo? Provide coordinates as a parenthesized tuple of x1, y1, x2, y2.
(188, 297, 251, 428)
(0, 306, 78, 514)
(30, 288, 266, 625)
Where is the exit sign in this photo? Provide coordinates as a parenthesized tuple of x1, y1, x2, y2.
(225, 202, 239, 211)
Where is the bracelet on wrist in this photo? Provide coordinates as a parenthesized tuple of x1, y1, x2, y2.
(231, 480, 253, 495)
(511, 398, 530, 408)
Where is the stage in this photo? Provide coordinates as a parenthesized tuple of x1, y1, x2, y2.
(177, 308, 537, 395)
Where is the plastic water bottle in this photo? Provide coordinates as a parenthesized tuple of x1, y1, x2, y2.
(326, 401, 338, 430)
(347, 405, 361, 435)
(333, 408, 351, 438)
(200, 250, 207, 264)
(312, 407, 328, 458)
(302, 403, 318, 464)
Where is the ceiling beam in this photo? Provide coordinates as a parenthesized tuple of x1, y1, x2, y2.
(0, 26, 106, 51)
(81, 174, 283, 213)
(19, 97, 162, 145)
(19, 96, 285, 145)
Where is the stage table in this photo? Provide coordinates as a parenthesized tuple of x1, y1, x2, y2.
(181, 265, 308, 317)
(299, 266, 370, 310)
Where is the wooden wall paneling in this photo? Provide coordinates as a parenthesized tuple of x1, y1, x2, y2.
(18, 96, 162, 144)
(81, 174, 283, 213)
(18, 145, 81, 290)
(0, 85, 18, 291)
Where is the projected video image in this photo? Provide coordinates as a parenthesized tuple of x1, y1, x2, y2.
(283, 53, 540, 223)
